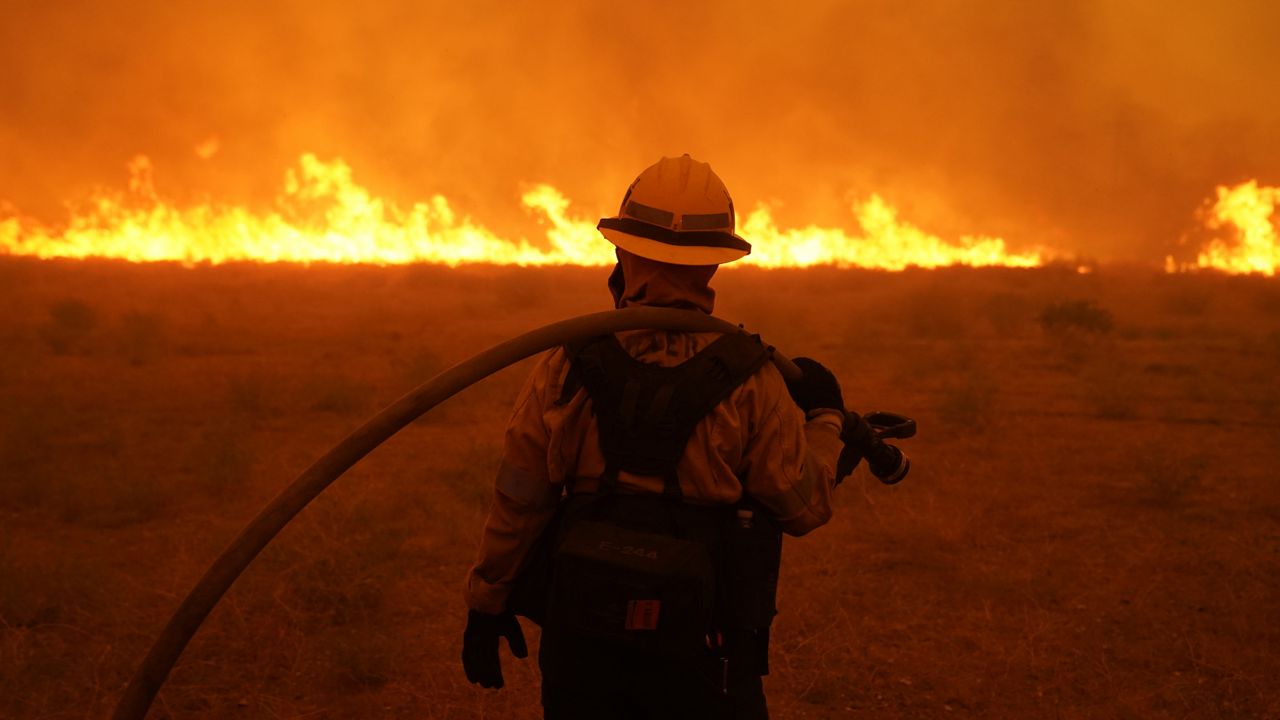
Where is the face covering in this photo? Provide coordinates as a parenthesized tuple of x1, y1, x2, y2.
(607, 249, 717, 314)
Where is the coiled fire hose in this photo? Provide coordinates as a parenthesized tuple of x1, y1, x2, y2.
(113, 308, 802, 718)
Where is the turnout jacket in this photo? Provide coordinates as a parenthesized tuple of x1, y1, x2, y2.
(464, 328, 845, 614)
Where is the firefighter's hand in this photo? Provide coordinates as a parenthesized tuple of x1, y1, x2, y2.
(462, 609, 528, 689)
(785, 357, 845, 415)
(835, 411, 872, 484)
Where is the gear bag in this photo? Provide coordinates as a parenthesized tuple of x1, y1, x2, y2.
(551, 494, 720, 652)
(546, 331, 772, 654)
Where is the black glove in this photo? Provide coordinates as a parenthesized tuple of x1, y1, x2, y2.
(785, 357, 845, 415)
(462, 609, 528, 689)
(836, 411, 874, 484)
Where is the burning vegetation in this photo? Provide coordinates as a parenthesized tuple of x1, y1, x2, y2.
(0, 153, 1046, 269)
(0, 153, 1277, 273)
(1176, 181, 1280, 276)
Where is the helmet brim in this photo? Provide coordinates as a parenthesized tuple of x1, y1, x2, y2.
(597, 218, 750, 266)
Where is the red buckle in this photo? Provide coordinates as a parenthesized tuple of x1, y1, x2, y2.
(625, 600, 661, 630)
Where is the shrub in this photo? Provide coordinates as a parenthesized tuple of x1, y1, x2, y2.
(1038, 299, 1113, 335)
(39, 299, 98, 354)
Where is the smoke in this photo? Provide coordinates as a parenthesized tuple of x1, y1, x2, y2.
(2, 0, 1277, 260)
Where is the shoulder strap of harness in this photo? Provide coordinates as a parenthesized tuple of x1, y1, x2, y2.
(564, 331, 771, 500)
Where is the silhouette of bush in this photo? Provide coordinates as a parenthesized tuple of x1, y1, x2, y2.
(39, 299, 98, 354)
(1038, 299, 1113, 335)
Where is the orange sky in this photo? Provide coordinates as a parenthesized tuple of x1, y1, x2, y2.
(1, 0, 1277, 261)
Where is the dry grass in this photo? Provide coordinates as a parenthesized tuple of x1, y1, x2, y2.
(1, 260, 1278, 719)
(306, 372, 375, 415)
(189, 422, 253, 498)
(1038, 298, 1114, 336)
(116, 310, 168, 365)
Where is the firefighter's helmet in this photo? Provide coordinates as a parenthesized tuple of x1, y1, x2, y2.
(597, 154, 751, 266)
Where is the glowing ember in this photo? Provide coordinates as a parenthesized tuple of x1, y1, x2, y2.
(1185, 181, 1280, 276)
(0, 154, 1044, 270)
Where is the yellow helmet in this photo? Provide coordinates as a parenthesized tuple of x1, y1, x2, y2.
(597, 154, 751, 265)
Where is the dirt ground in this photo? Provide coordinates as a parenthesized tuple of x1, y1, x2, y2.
(1, 258, 1278, 719)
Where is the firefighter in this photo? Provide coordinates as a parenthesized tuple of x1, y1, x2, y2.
(461, 155, 850, 719)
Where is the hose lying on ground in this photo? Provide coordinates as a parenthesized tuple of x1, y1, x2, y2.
(113, 307, 800, 720)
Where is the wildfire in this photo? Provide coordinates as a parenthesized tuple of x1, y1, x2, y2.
(1178, 181, 1280, 276)
(0, 154, 1045, 270)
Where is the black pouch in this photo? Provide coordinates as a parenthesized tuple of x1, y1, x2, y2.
(550, 498, 719, 653)
(718, 500, 781, 631)
(718, 499, 782, 676)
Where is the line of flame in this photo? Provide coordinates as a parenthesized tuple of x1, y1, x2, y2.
(1179, 181, 1279, 277)
(0, 154, 1047, 269)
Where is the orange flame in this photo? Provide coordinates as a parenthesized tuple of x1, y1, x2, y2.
(0, 154, 1044, 269)
(1179, 181, 1280, 276)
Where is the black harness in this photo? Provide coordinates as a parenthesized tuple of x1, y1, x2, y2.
(563, 331, 771, 498)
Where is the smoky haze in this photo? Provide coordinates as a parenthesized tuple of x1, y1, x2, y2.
(2, 0, 1277, 261)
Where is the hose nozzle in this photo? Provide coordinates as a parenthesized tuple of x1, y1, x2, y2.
(844, 410, 914, 485)
(867, 442, 909, 484)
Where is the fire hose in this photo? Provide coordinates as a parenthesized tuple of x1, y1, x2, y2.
(112, 306, 911, 719)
